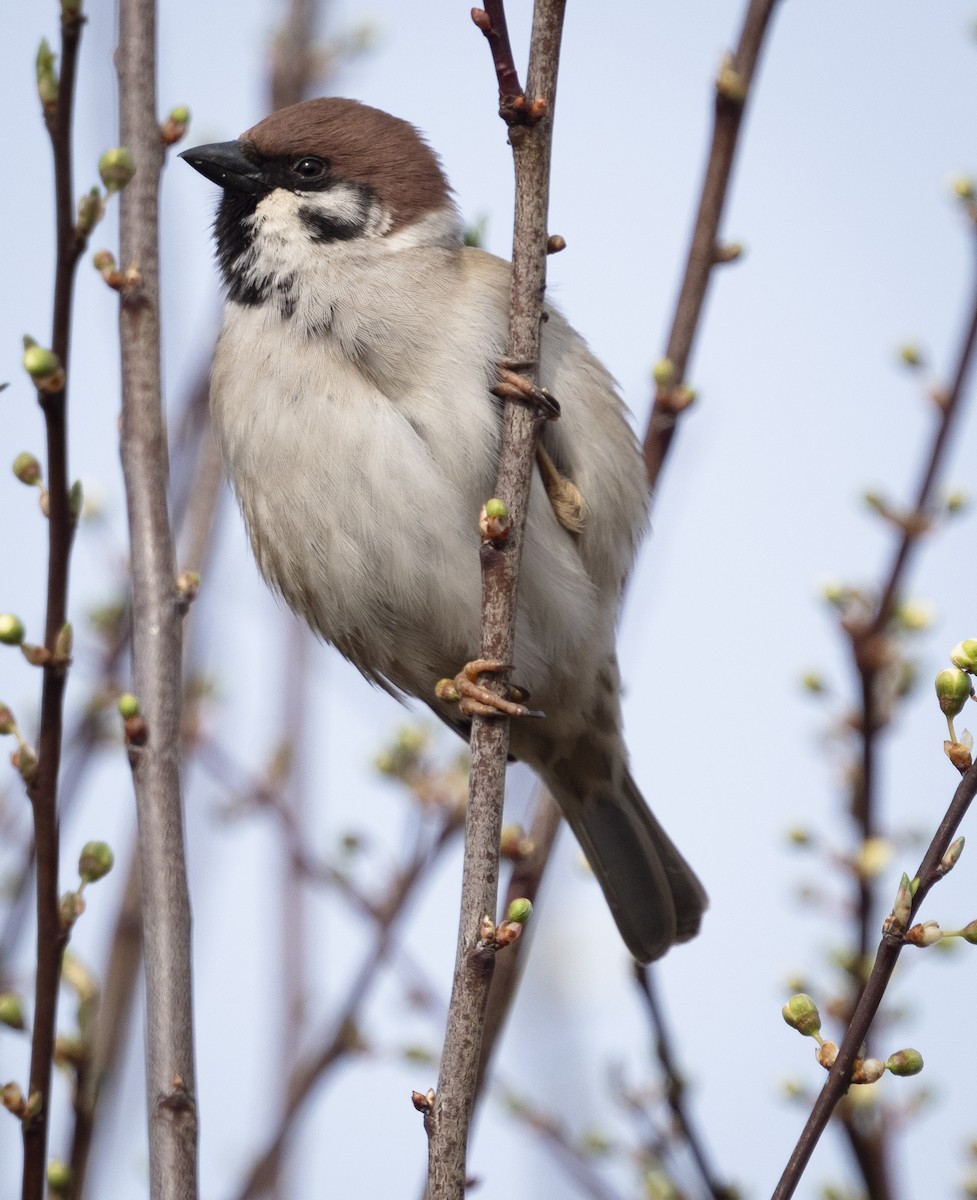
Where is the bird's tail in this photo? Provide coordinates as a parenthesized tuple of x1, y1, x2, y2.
(544, 764, 707, 964)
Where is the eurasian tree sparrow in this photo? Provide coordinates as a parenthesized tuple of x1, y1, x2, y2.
(181, 97, 706, 963)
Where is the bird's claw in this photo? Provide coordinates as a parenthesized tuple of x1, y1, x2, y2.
(492, 363, 561, 420)
(435, 658, 545, 720)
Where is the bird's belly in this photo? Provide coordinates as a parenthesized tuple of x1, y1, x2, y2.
(211, 347, 495, 692)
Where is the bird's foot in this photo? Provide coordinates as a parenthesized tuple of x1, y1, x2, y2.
(492, 361, 561, 420)
(435, 659, 544, 720)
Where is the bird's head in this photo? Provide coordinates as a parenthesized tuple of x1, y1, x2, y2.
(181, 98, 460, 305)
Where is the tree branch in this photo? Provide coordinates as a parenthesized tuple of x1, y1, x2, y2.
(642, 0, 782, 492)
(425, 3, 566, 1196)
(116, 0, 198, 1195)
(21, 8, 87, 1197)
(772, 757, 977, 1200)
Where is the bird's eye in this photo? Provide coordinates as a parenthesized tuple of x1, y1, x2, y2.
(293, 156, 328, 180)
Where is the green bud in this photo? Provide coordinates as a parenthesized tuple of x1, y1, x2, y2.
(1, 1081, 25, 1114)
(714, 241, 745, 264)
(506, 897, 533, 925)
(169, 105, 190, 125)
(939, 836, 965, 876)
(46, 1161, 71, 1197)
(782, 993, 821, 1038)
(936, 668, 974, 740)
(76, 187, 103, 237)
(22, 342, 62, 383)
(800, 672, 826, 694)
(117, 693, 140, 718)
(0, 705, 15, 735)
(951, 640, 977, 674)
(0, 615, 25, 646)
(68, 481, 84, 520)
(59, 890, 85, 929)
(78, 841, 114, 883)
(885, 872, 913, 935)
(652, 358, 676, 387)
(952, 176, 977, 202)
(885, 1048, 924, 1077)
(945, 489, 969, 515)
(484, 498, 509, 522)
(35, 39, 59, 111)
(98, 147, 136, 193)
(14, 744, 38, 782)
(12, 452, 42, 486)
(0, 993, 25, 1031)
(54, 622, 73, 662)
(898, 343, 924, 369)
(958, 920, 977, 945)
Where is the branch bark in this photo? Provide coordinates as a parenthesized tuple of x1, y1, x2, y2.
(425, 3, 566, 1196)
(116, 1, 198, 1196)
(642, 0, 782, 492)
(772, 757, 977, 1200)
(21, 9, 87, 1198)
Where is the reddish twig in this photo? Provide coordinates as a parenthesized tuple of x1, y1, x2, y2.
(472, 2, 523, 120)
(229, 816, 460, 1200)
(424, 4, 566, 1196)
(474, 789, 562, 1098)
(21, 9, 88, 1198)
(827, 231, 977, 1199)
(772, 757, 977, 1200)
(642, 0, 782, 492)
(633, 966, 734, 1200)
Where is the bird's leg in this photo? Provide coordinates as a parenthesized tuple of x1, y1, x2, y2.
(435, 659, 544, 719)
(492, 360, 561, 420)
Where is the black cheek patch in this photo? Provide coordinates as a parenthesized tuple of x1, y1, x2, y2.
(297, 203, 368, 243)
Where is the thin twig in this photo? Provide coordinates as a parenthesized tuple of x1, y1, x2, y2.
(21, 9, 87, 1198)
(425, 4, 566, 1196)
(632, 967, 734, 1200)
(814, 230, 977, 1200)
(229, 817, 460, 1200)
(772, 757, 977, 1200)
(474, 788, 562, 1098)
(116, 0, 198, 1195)
(642, 0, 782, 492)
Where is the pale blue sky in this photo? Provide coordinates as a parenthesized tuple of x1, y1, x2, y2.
(2, 2, 977, 1197)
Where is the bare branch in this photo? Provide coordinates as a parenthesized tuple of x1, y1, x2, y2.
(772, 757, 977, 1200)
(425, 4, 566, 1196)
(21, 8, 87, 1196)
(642, 0, 782, 492)
(116, 0, 198, 1194)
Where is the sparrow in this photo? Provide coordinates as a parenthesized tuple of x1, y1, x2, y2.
(181, 97, 706, 963)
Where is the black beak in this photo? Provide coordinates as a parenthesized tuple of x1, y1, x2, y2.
(179, 140, 267, 193)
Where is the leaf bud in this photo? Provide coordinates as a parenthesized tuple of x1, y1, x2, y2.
(0, 615, 25, 646)
(0, 993, 25, 1031)
(12, 452, 42, 486)
(36, 39, 59, 112)
(75, 187, 104, 237)
(951, 640, 977, 674)
(22, 341, 64, 389)
(47, 1161, 71, 1197)
(885, 1048, 924, 1077)
(78, 841, 114, 884)
(782, 993, 821, 1038)
(852, 1057, 885, 1085)
(905, 919, 943, 947)
(506, 898, 533, 925)
(98, 147, 136, 193)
